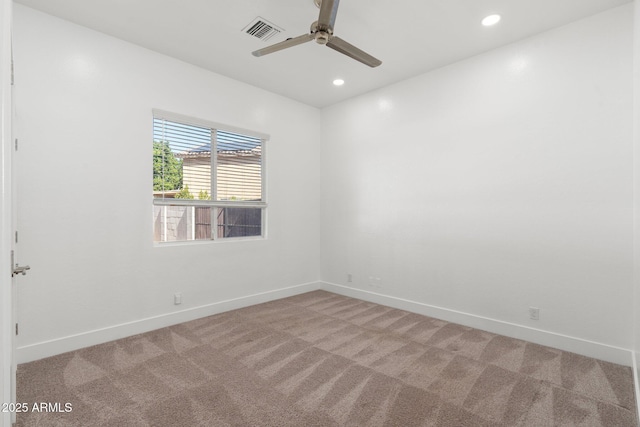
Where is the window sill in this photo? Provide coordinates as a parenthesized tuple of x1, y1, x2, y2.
(153, 235, 266, 247)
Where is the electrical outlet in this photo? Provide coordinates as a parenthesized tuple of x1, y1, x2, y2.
(529, 307, 539, 321)
(347, 273, 353, 283)
(174, 293, 182, 305)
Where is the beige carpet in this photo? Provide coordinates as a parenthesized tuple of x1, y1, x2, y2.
(16, 290, 637, 426)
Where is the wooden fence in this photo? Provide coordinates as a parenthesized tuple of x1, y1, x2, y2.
(153, 205, 261, 242)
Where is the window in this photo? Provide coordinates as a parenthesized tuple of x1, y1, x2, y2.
(152, 110, 267, 243)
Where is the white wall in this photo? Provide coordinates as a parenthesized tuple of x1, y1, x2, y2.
(12, 5, 321, 362)
(321, 5, 634, 364)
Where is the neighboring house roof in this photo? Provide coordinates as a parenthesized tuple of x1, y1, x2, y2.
(176, 143, 261, 159)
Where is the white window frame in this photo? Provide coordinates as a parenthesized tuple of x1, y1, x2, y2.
(152, 109, 268, 243)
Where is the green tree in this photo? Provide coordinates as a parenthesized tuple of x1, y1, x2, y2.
(198, 190, 211, 200)
(153, 140, 182, 191)
(174, 185, 194, 199)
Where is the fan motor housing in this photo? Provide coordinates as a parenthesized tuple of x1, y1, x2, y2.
(310, 21, 332, 44)
(315, 31, 331, 44)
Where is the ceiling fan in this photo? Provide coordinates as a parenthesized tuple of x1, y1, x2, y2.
(252, 0, 382, 68)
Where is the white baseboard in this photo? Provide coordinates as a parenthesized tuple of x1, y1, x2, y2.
(17, 281, 322, 364)
(320, 282, 633, 367)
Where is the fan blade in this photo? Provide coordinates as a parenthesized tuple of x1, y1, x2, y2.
(252, 34, 314, 57)
(326, 36, 382, 67)
(318, 0, 339, 30)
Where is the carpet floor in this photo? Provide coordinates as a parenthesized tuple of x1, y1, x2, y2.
(16, 290, 637, 426)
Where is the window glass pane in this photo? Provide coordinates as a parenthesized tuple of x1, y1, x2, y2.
(153, 205, 212, 242)
(216, 130, 262, 202)
(216, 207, 262, 238)
(153, 118, 212, 200)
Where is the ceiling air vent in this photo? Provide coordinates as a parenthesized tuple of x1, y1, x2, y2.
(243, 17, 283, 42)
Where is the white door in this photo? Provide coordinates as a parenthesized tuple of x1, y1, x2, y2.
(9, 26, 31, 426)
(1, 1, 16, 426)
(9, 84, 25, 427)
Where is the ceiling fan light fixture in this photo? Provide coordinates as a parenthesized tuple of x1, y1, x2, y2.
(482, 14, 501, 27)
(333, 78, 345, 86)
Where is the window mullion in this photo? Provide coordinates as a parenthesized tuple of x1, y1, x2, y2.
(211, 129, 218, 240)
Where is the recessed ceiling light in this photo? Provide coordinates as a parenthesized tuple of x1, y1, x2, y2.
(333, 78, 345, 86)
(482, 14, 501, 27)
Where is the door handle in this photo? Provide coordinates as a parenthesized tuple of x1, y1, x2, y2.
(12, 264, 30, 277)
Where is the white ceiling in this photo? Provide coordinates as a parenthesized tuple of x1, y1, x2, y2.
(15, 0, 632, 108)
